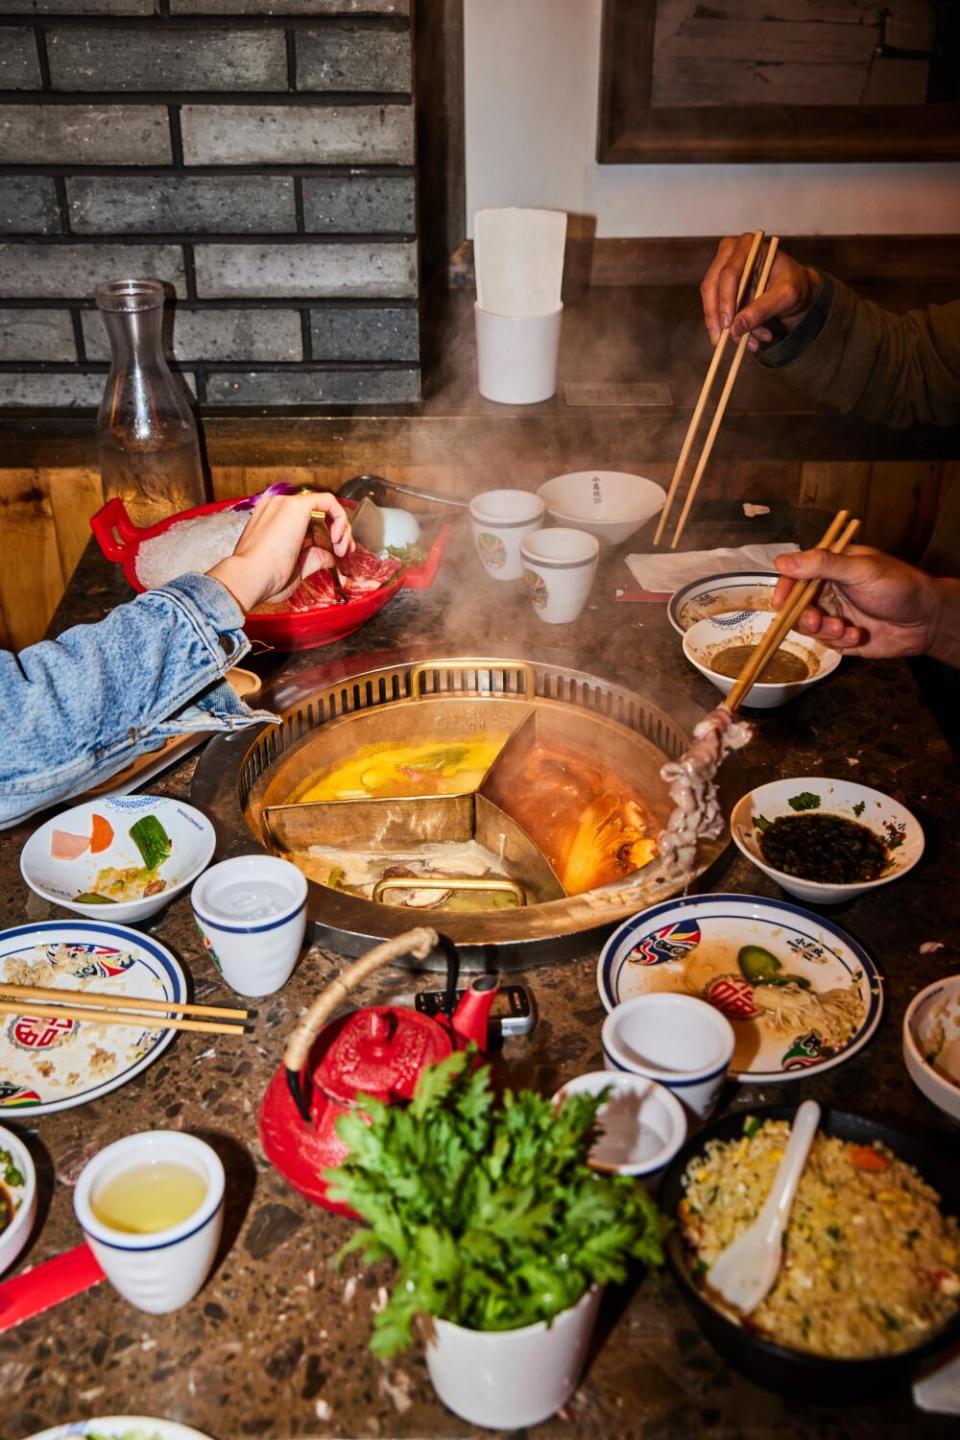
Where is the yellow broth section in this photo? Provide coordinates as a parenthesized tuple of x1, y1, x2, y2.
(298, 736, 510, 802)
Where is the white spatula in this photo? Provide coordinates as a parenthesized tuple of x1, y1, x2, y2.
(705, 1100, 821, 1314)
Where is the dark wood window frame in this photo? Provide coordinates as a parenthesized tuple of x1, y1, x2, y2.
(597, 0, 960, 165)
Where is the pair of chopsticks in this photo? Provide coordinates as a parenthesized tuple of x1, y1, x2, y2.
(723, 508, 860, 712)
(0, 984, 251, 1037)
(655, 229, 779, 551)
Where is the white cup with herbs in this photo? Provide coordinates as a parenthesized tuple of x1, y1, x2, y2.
(324, 1049, 667, 1430)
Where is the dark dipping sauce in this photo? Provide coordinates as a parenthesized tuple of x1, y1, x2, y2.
(760, 813, 889, 884)
(709, 642, 811, 685)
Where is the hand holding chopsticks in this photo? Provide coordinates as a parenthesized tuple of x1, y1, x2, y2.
(0, 984, 251, 1037)
(655, 230, 780, 551)
(723, 509, 861, 713)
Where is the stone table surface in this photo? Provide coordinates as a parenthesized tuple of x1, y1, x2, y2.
(4, 518, 960, 1440)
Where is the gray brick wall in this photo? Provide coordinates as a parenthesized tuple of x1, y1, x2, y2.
(0, 177, 60, 234)
(0, 3, 420, 409)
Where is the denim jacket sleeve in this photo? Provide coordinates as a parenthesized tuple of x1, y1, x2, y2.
(0, 573, 276, 829)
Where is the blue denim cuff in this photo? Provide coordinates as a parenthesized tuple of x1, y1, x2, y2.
(757, 273, 834, 370)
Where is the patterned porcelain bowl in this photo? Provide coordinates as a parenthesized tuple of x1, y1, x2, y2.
(668, 570, 778, 634)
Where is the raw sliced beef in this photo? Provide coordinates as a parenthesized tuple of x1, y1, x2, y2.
(256, 545, 402, 614)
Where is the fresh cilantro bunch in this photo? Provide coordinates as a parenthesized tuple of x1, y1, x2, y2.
(326, 1049, 668, 1357)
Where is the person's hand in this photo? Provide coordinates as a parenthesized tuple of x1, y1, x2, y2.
(207, 491, 354, 612)
(772, 545, 942, 659)
(701, 235, 820, 352)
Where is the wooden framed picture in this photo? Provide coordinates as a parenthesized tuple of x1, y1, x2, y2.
(598, 0, 960, 163)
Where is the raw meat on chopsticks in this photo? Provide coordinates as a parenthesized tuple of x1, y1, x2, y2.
(259, 545, 401, 614)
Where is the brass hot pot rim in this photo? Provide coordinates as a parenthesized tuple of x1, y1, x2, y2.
(190, 647, 740, 968)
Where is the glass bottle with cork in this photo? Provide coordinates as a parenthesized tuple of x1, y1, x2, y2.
(96, 278, 207, 526)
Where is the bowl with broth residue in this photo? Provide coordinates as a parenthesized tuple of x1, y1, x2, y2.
(682, 610, 839, 709)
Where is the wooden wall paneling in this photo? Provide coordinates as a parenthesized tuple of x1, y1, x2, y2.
(46, 467, 104, 591)
(862, 460, 944, 559)
(0, 469, 66, 650)
(799, 461, 871, 521)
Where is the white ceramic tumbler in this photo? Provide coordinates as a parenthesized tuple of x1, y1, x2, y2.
(602, 993, 735, 1121)
(520, 527, 599, 624)
(469, 489, 546, 581)
(474, 302, 563, 405)
(191, 854, 308, 998)
(425, 1286, 600, 1429)
(74, 1131, 224, 1315)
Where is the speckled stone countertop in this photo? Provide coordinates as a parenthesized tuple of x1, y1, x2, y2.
(5, 515, 960, 1440)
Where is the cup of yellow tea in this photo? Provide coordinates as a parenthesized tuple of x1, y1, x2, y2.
(74, 1131, 224, 1313)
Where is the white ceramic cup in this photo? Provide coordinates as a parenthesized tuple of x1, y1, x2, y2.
(520, 527, 600, 624)
(74, 1130, 224, 1314)
(552, 1071, 687, 1178)
(474, 301, 563, 405)
(426, 1286, 600, 1429)
(602, 993, 735, 1121)
(469, 489, 546, 581)
(191, 854, 308, 998)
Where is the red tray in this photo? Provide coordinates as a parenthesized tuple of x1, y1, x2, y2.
(90, 495, 452, 652)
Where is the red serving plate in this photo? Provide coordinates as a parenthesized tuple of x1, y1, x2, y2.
(90, 495, 452, 651)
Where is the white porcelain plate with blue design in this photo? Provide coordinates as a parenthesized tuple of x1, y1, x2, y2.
(597, 894, 883, 1084)
(28, 1419, 213, 1440)
(0, 920, 186, 1115)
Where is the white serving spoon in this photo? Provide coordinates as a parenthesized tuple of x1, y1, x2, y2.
(705, 1099, 821, 1314)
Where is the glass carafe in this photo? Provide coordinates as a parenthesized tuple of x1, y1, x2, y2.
(96, 278, 207, 527)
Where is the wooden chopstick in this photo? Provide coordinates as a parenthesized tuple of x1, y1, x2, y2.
(723, 510, 860, 712)
(0, 999, 247, 1038)
(0, 983, 249, 1021)
(653, 229, 765, 548)
(668, 236, 781, 551)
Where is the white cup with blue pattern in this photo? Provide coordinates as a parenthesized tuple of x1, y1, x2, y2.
(74, 1130, 224, 1314)
(191, 854, 308, 998)
(602, 993, 734, 1121)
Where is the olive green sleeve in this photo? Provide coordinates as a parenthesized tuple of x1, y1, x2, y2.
(757, 273, 960, 430)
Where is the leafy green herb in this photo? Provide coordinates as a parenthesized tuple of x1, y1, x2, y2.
(129, 814, 171, 871)
(0, 1148, 23, 1188)
(386, 542, 427, 566)
(696, 1258, 708, 1276)
(753, 815, 770, 834)
(326, 1050, 668, 1357)
(884, 822, 905, 852)
(788, 791, 821, 812)
(879, 1307, 901, 1332)
(742, 1115, 762, 1138)
(852, 801, 865, 818)
(826, 1225, 842, 1242)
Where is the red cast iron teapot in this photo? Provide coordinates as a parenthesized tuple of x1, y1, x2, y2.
(258, 926, 498, 1214)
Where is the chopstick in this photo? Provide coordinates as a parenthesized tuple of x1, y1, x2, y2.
(310, 509, 349, 603)
(723, 509, 860, 712)
(0, 999, 247, 1038)
(654, 229, 765, 548)
(657, 234, 781, 551)
(0, 983, 250, 1021)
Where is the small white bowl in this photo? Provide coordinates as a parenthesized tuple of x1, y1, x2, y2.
(668, 570, 778, 635)
(683, 610, 839, 709)
(552, 1070, 687, 1176)
(0, 1125, 37, 1277)
(602, 993, 734, 1120)
(903, 976, 960, 1125)
(537, 471, 666, 546)
(20, 795, 216, 923)
(731, 777, 924, 906)
(74, 1130, 225, 1314)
